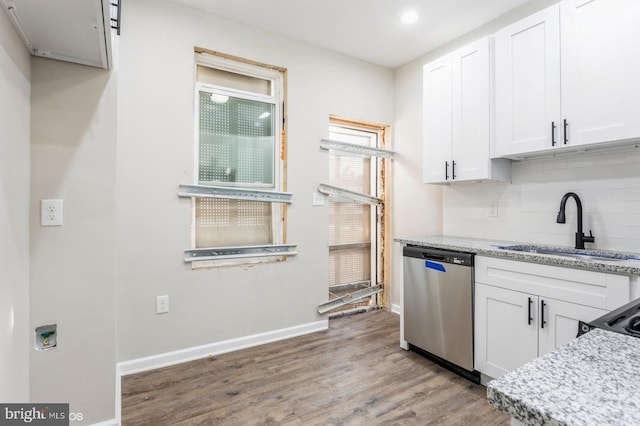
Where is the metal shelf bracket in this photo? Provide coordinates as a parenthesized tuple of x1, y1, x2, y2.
(320, 139, 395, 159)
(185, 244, 298, 262)
(178, 184, 293, 204)
(317, 183, 382, 206)
(317, 284, 383, 315)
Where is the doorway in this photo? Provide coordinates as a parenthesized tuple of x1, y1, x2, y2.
(325, 117, 391, 316)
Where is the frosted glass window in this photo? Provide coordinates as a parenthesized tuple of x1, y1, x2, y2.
(327, 126, 377, 288)
(193, 54, 284, 251)
(196, 198, 272, 248)
(199, 92, 275, 187)
(329, 248, 370, 287)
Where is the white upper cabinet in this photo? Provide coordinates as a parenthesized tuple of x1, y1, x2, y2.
(493, 0, 640, 158)
(452, 41, 492, 181)
(423, 55, 453, 182)
(493, 5, 561, 157)
(560, 0, 640, 147)
(423, 37, 510, 183)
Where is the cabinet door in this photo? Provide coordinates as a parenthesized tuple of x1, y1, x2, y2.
(493, 5, 561, 157)
(560, 0, 640, 147)
(538, 298, 607, 357)
(475, 284, 538, 379)
(422, 55, 452, 183)
(451, 38, 490, 181)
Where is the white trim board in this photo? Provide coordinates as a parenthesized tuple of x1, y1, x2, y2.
(391, 304, 401, 315)
(117, 319, 328, 377)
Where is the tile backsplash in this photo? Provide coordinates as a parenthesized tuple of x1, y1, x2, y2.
(443, 145, 640, 252)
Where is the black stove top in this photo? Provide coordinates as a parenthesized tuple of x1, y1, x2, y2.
(589, 298, 640, 337)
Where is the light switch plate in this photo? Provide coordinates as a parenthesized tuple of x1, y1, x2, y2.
(156, 295, 169, 314)
(312, 192, 325, 206)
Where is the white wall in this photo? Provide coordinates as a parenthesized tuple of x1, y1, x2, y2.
(0, 8, 31, 402)
(30, 58, 117, 423)
(116, 0, 394, 362)
(391, 64, 443, 310)
(391, 0, 559, 309)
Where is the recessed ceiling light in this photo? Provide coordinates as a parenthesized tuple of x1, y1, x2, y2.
(401, 11, 419, 25)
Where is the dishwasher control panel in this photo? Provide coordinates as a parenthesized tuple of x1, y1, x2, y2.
(404, 245, 474, 267)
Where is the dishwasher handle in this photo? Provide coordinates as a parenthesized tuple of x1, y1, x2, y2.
(402, 245, 474, 266)
(403, 246, 474, 266)
(423, 253, 446, 261)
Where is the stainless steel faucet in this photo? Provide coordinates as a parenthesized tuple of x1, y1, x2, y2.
(556, 192, 595, 250)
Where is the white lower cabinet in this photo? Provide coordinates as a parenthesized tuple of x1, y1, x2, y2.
(538, 297, 606, 357)
(475, 283, 606, 379)
(474, 256, 629, 379)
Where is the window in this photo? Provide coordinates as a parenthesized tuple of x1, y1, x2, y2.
(183, 51, 290, 263)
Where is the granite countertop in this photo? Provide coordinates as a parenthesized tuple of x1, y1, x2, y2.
(395, 235, 640, 275)
(487, 328, 640, 425)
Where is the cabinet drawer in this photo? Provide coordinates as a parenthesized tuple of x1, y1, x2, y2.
(475, 256, 629, 310)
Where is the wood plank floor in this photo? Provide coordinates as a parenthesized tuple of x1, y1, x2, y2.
(121, 310, 509, 425)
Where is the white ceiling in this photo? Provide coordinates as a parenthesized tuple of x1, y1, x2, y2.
(171, 0, 531, 68)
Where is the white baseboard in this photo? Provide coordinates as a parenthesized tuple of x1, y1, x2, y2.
(391, 303, 401, 315)
(117, 319, 328, 377)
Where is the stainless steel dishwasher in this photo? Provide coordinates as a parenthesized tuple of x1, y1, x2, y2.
(403, 245, 478, 383)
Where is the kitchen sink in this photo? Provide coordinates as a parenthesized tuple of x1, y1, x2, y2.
(495, 244, 640, 262)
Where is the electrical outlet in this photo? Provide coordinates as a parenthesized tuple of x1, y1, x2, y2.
(156, 295, 169, 314)
(41, 199, 63, 226)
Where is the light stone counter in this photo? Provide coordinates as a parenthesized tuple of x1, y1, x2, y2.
(486, 328, 640, 425)
(395, 235, 640, 275)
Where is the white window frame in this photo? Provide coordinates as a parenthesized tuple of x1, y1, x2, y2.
(194, 83, 279, 190)
(187, 53, 288, 265)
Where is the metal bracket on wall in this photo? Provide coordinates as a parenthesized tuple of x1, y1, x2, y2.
(320, 139, 395, 159)
(317, 284, 383, 315)
(184, 244, 298, 262)
(329, 280, 371, 293)
(178, 184, 293, 204)
(318, 183, 382, 206)
(329, 242, 371, 251)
